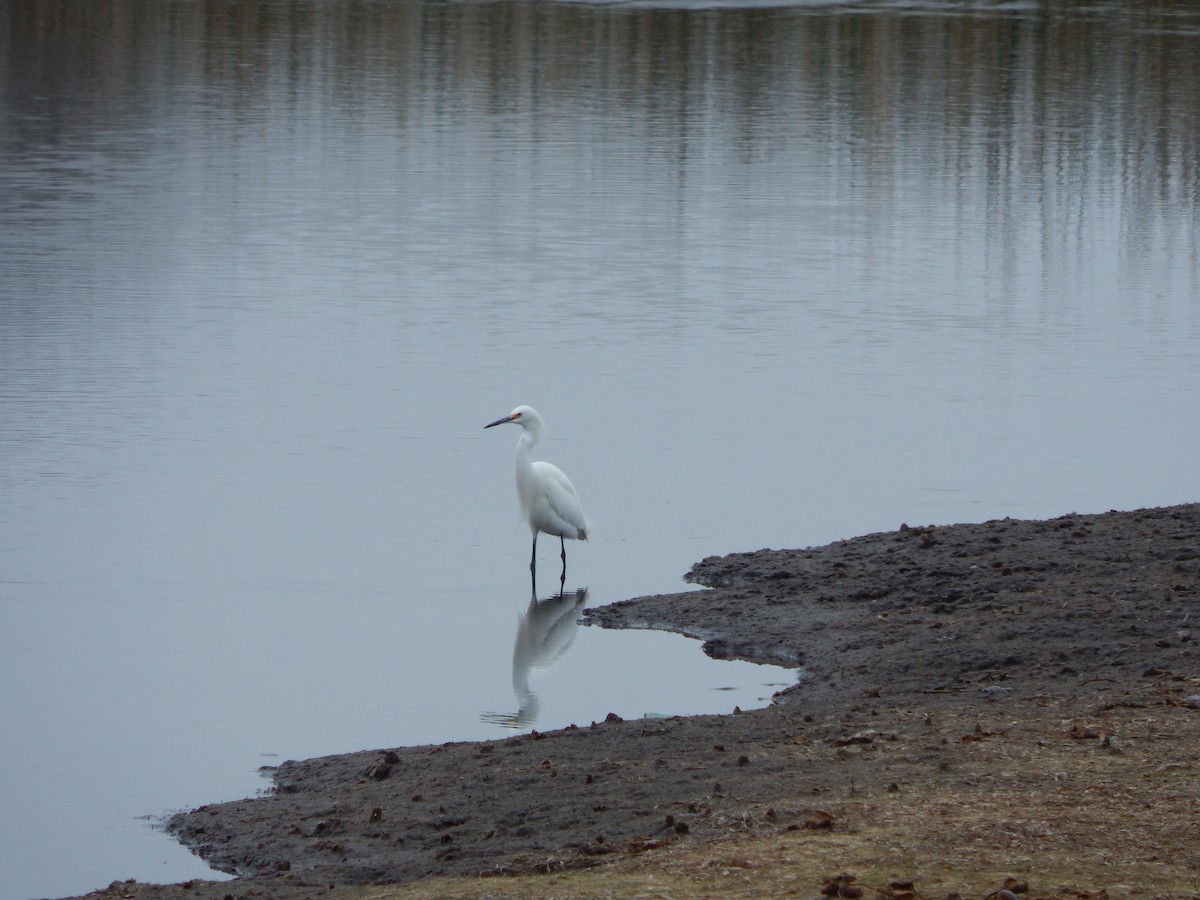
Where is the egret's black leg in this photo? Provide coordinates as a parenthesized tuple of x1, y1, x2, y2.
(530, 532, 538, 573)
(559, 535, 567, 587)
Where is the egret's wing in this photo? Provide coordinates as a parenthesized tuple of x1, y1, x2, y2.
(536, 461, 580, 498)
(530, 460, 589, 539)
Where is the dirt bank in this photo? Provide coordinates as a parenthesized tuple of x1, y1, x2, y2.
(70, 504, 1200, 900)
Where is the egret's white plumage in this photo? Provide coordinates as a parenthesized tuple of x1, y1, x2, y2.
(485, 405, 589, 574)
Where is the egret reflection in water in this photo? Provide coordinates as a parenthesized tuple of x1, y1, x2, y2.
(482, 588, 590, 730)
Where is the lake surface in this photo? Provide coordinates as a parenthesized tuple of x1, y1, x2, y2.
(2, 1, 1199, 897)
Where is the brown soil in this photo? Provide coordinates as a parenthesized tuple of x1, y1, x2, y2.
(70, 504, 1200, 900)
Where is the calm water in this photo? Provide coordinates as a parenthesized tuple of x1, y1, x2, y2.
(3, 1, 1199, 897)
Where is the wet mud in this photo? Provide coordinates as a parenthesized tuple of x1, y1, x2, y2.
(68, 504, 1199, 899)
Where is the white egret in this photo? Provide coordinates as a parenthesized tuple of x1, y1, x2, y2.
(484, 405, 589, 575)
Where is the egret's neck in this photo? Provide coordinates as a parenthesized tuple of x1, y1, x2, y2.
(514, 424, 542, 464)
(513, 428, 540, 505)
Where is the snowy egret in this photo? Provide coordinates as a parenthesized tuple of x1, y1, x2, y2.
(484, 405, 589, 575)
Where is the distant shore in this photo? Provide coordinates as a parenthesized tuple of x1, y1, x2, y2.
(73, 503, 1200, 900)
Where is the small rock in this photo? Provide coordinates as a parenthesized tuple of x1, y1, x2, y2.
(820, 873, 861, 897)
(364, 762, 392, 781)
(806, 810, 834, 830)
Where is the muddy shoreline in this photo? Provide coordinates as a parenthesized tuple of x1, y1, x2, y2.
(71, 504, 1199, 899)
